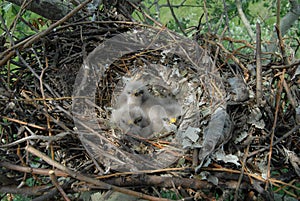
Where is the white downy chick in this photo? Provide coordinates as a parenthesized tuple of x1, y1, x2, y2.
(115, 80, 150, 108)
(147, 98, 182, 133)
(111, 106, 151, 136)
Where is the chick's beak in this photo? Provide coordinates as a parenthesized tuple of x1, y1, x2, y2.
(127, 120, 134, 126)
(169, 117, 177, 124)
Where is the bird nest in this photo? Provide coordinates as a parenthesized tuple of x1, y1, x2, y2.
(72, 28, 228, 171)
(1, 15, 300, 200)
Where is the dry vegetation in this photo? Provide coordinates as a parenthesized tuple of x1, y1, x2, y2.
(0, 1, 299, 201)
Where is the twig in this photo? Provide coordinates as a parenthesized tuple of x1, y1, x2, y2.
(256, 22, 262, 105)
(271, 59, 300, 69)
(248, 125, 300, 158)
(235, 0, 255, 41)
(212, 26, 228, 71)
(266, 70, 286, 190)
(0, 161, 69, 177)
(276, 0, 281, 28)
(274, 25, 297, 108)
(234, 132, 253, 201)
(265, 22, 292, 190)
(283, 79, 296, 108)
(222, 36, 255, 49)
(0, 0, 92, 63)
(0, 185, 52, 196)
(38, 53, 56, 164)
(0, 131, 71, 148)
(0, 115, 48, 131)
(222, 0, 234, 50)
(214, 41, 249, 73)
(97, 167, 189, 179)
(166, 0, 187, 36)
(26, 145, 172, 201)
(128, 1, 162, 27)
(23, 0, 92, 49)
(31, 181, 72, 201)
(203, 0, 211, 32)
(275, 25, 290, 66)
(192, 149, 199, 167)
(202, 167, 300, 192)
(0, 50, 16, 67)
(49, 170, 70, 201)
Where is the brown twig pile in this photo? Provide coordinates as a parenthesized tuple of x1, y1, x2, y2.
(0, 2, 299, 201)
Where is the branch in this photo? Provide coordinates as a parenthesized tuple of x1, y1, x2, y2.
(256, 23, 262, 105)
(166, 0, 187, 36)
(235, 0, 256, 42)
(280, 0, 300, 36)
(6, 0, 73, 20)
(267, 0, 300, 53)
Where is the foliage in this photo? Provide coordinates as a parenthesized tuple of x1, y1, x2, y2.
(0, 0, 299, 200)
(0, 1, 47, 38)
(160, 189, 182, 200)
(138, 0, 299, 57)
(0, 194, 31, 201)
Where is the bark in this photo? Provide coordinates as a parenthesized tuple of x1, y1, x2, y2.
(267, 0, 300, 53)
(235, 0, 256, 42)
(6, 0, 142, 21)
(6, 0, 73, 20)
(279, 0, 300, 37)
(235, 0, 300, 53)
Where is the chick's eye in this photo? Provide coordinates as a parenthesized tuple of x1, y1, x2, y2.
(134, 89, 144, 97)
(134, 117, 142, 124)
(162, 117, 168, 121)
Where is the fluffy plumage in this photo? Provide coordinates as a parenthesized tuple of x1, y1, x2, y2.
(111, 106, 151, 136)
(112, 79, 182, 137)
(115, 80, 151, 108)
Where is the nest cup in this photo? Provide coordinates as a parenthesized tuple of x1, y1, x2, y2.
(72, 28, 225, 172)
